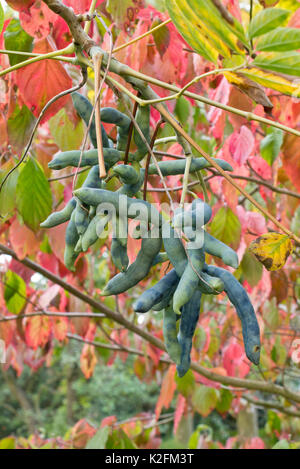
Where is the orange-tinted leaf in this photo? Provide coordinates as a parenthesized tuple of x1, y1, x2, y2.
(173, 394, 186, 435)
(282, 134, 300, 192)
(9, 218, 40, 259)
(71, 419, 96, 449)
(16, 37, 72, 123)
(80, 344, 97, 379)
(25, 315, 52, 349)
(52, 316, 68, 342)
(155, 364, 177, 419)
(270, 270, 289, 304)
(101, 416, 117, 428)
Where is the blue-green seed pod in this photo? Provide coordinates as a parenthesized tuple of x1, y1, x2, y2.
(163, 305, 181, 365)
(72, 92, 109, 148)
(134, 105, 150, 161)
(40, 197, 76, 228)
(177, 290, 202, 378)
(48, 148, 122, 170)
(64, 211, 79, 271)
(203, 264, 260, 366)
(100, 107, 131, 151)
(102, 236, 162, 296)
(148, 157, 233, 176)
(133, 269, 179, 313)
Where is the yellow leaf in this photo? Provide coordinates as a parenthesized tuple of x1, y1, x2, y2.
(249, 232, 293, 271)
(240, 67, 300, 97)
(224, 71, 273, 109)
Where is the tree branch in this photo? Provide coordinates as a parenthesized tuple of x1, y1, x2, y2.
(1, 242, 300, 404)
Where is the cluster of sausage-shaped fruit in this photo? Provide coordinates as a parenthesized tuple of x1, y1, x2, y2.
(41, 92, 261, 377)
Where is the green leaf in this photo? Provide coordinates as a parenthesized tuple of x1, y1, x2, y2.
(189, 425, 213, 449)
(106, 0, 141, 28)
(4, 19, 33, 66)
(48, 107, 84, 152)
(187, 0, 248, 50)
(169, 0, 231, 58)
(7, 103, 36, 153)
(263, 298, 279, 330)
(175, 369, 195, 397)
(240, 249, 263, 287)
(272, 439, 290, 449)
(175, 96, 190, 124)
(0, 167, 19, 220)
(151, 18, 170, 58)
(192, 386, 218, 417)
(0, 3, 4, 35)
(253, 51, 300, 76)
(260, 128, 283, 165)
(0, 437, 15, 449)
(271, 336, 287, 365)
(4, 270, 26, 315)
(216, 388, 233, 414)
(16, 157, 52, 232)
(209, 207, 241, 250)
(249, 8, 290, 38)
(256, 27, 300, 52)
(85, 427, 109, 449)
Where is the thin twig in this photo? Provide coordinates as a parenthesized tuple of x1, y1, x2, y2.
(93, 50, 106, 177)
(112, 18, 172, 54)
(124, 97, 139, 165)
(0, 43, 74, 78)
(0, 67, 88, 193)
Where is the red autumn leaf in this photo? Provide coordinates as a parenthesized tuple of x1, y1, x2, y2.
(244, 437, 265, 449)
(222, 340, 250, 378)
(9, 218, 40, 259)
(39, 284, 60, 309)
(208, 77, 230, 126)
(52, 16, 73, 50)
(282, 134, 300, 192)
(101, 415, 117, 428)
(223, 0, 242, 21)
(80, 344, 97, 379)
(71, 419, 97, 449)
(5, 0, 34, 12)
(23, 347, 47, 371)
(0, 320, 16, 347)
(289, 7, 300, 28)
(228, 87, 253, 130)
(63, 0, 105, 14)
(16, 37, 72, 123)
(228, 125, 255, 166)
(19, 1, 58, 39)
(25, 315, 52, 350)
(37, 252, 60, 276)
(47, 223, 67, 265)
(155, 364, 177, 419)
(9, 258, 34, 284)
(52, 316, 68, 342)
